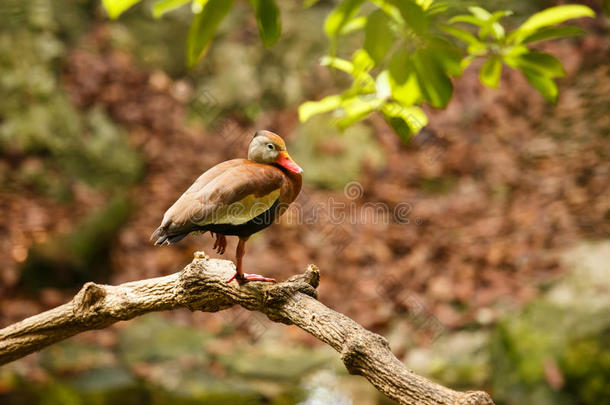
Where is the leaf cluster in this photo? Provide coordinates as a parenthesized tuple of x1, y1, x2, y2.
(101, 0, 595, 140)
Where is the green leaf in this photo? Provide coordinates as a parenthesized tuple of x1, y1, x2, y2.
(412, 49, 453, 108)
(479, 56, 502, 88)
(382, 103, 427, 141)
(416, 0, 433, 11)
(352, 49, 374, 77)
(152, 0, 189, 19)
(369, 0, 403, 23)
(440, 25, 481, 47)
(340, 16, 367, 34)
(335, 96, 383, 129)
(463, 8, 511, 40)
(298, 95, 342, 122)
(521, 68, 558, 103)
(320, 56, 354, 74)
(389, 0, 428, 35)
(324, 0, 365, 38)
(521, 26, 585, 44)
(375, 70, 392, 100)
(391, 73, 421, 106)
(490, 10, 513, 22)
(428, 38, 463, 77)
(251, 0, 281, 47)
(388, 52, 422, 105)
(510, 5, 595, 43)
(505, 51, 565, 78)
(519, 5, 595, 33)
(102, 0, 142, 19)
(389, 48, 410, 84)
(449, 15, 486, 27)
(364, 10, 394, 65)
(351, 50, 376, 92)
(186, 0, 234, 67)
(467, 6, 491, 20)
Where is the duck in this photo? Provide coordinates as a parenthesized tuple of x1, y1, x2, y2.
(151, 130, 303, 284)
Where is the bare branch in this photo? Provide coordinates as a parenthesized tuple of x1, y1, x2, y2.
(0, 252, 494, 405)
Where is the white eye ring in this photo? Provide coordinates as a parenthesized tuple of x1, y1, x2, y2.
(267, 144, 274, 150)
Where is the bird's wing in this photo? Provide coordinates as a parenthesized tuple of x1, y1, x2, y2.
(179, 159, 246, 196)
(161, 162, 284, 235)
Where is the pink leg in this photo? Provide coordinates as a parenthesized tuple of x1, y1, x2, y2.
(212, 232, 226, 254)
(226, 237, 276, 285)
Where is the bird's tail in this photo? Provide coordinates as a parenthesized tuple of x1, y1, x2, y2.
(151, 225, 168, 245)
(151, 224, 189, 245)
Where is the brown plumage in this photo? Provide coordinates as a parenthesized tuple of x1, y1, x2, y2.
(151, 130, 302, 284)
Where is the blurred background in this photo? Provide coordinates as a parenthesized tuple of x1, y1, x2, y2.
(0, 1, 609, 404)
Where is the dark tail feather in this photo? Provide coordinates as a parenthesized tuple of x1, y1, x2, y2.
(151, 225, 167, 245)
(151, 224, 189, 245)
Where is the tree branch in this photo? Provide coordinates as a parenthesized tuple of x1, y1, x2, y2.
(0, 252, 494, 405)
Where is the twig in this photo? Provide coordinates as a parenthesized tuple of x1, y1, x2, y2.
(0, 252, 494, 405)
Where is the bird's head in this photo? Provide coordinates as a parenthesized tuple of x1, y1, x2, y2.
(248, 130, 303, 174)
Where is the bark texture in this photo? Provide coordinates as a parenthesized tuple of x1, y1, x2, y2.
(0, 252, 494, 405)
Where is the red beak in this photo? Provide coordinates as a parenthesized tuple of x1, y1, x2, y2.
(275, 151, 303, 174)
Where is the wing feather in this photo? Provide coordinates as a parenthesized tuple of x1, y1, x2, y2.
(160, 162, 284, 236)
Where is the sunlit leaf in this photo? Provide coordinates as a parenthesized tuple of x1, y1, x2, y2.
(521, 26, 584, 44)
(375, 70, 392, 100)
(440, 25, 481, 47)
(102, 0, 142, 19)
(519, 5, 595, 33)
(479, 56, 502, 88)
(152, 0, 189, 18)
(335, 96, 383, 129)
(520, 68, 558, 103)
(298, 95, 342, 122)
(320, 56, 354, 74)
(251, 0, 281, 47)
(510, 5, 594, 43)
(416, 0, 433, 11)
(490, 10, 513, 22)
(324, 0, 365, 38)
(364, 10, 394, 64)
(388, 53, 421, 106)
(352, 49, 374, 77)
(340, 16, 367, 34)
(460, 55, 475, 71)
(449, 15, 486, 27)
(468, 6, 491, 20)
(382, 103, 427, 141)
(505, 51, 565, 78)
(351, 50, 376, 92)
(391, 71, 421, 106)
(369, 0, 403, 23)
(186, 0, 234, 67)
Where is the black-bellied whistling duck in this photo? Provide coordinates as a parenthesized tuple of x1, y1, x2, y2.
(151, 130, 303, 284)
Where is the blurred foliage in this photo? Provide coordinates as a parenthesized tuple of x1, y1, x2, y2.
(404, 242, 610, 405)
(0, 0, 142, 194)
(19, 196, 131, 290)
(490, 242, 610, 405)
(289, 115, 385, 189)
(1, 314, 351, 405)
(0, 0, 142, 289)
(101, 0, 595, 141)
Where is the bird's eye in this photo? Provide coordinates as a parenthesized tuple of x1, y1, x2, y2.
(267, 144, 274, 150)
